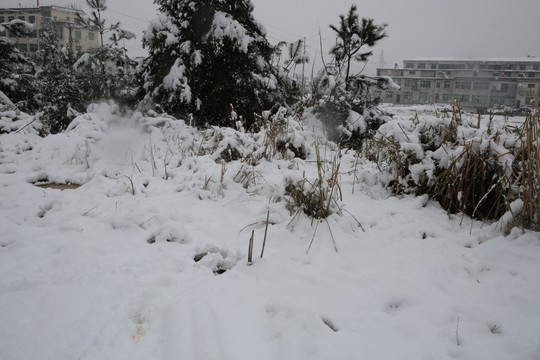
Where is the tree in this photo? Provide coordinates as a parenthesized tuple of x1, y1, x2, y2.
(0, 19, 37, 109)
(139, 0, 288, 128)
(313, 6, 393, 148)
(76, 0, 137, 102)
(35, 33, 83, 132)
(329, 5, 387, 87)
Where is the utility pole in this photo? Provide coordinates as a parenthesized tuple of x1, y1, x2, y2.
(301, 37, 306, 96)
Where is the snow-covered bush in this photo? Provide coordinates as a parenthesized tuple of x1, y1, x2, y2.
(139, 0, 290, 128)
(0, 107, 43, 135)
(370, 104, 540, 230)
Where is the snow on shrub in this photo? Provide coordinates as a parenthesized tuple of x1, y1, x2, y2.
(0, 107, 42, 135)
(369, 104, 540, 230)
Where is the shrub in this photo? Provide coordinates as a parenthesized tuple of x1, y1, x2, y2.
(370, 103, 540, 230)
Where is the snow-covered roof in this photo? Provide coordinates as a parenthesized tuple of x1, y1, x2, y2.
(0, 5, 84, 15)
(405, 57, 540, 63)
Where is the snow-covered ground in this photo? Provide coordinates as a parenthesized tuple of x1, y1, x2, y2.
(1, 103, 540, 360)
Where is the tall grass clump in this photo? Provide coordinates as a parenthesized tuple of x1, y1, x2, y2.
(286, 143, 342, 220)
(514, 99, 540, 229)
(369, 102, 540, 230)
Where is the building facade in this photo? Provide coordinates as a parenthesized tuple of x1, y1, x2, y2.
(0, 5, 99, 58)
(377, 58, 540, 112)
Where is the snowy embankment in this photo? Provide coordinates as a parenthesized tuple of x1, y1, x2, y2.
(1, 103, 540, 360)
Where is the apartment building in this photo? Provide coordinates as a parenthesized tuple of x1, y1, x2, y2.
(377, 58, 540, 112)
(0, 5, 99, 58)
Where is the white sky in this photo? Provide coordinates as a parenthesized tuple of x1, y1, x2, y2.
(3, 0, 540, 76)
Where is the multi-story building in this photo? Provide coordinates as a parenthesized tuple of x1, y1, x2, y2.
(377, 58, 540, 112)
(0, 5, 99, 58)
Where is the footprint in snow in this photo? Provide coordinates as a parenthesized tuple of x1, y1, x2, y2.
(130, 306, 152, 343)
(193, 246, 242, 275)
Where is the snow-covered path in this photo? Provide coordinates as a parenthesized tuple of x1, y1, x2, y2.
(1, 105, 540, 359)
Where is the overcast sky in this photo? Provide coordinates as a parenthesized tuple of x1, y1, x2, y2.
(4, 0, 540, 75)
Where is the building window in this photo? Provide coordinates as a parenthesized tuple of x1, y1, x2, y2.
(417, 63, 426, 69)
(443, 81, 451, 88)
(89, 32, 95, 41)
(8, 16, 15, 21)
(18, 43, 28, 52)
(404, 92, 413, 100)
(442, 93, 450, 102)
(404, 79, 415, 87)
(405, 62, 414, 69)
(436, 81, 441, 88)
(491, 96, 505, 105)
(29, 44, 38, 52)
(529, 73, 536, 78)
(520, 65, 527, 71)
(408, 70, 416, 75)
(473, 82, 489, 90)
(430, 63, 437, 69)
(29, 16, 36, 23)
(419, 92, 428, 101)
(472, 95, 488, 103)
(533, 65, 539, 70)
(18, 16, 25, 21)
(66, 16, 70, 21)
(75, 30, 82, 40)
(0, 17, 4, 22)
(454, 94, 470, 102)
(500, 83, 509, 92)
(528, 84, 536, 88)
(455, 81, 471, 89)
(420, 80, 431, 88)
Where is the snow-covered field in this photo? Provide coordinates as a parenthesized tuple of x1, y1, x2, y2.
(1, 103, 540, 360)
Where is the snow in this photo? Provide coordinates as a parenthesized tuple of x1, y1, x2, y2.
(3, 19, 34, 32)
(1, 103, 540, 359)
(211, 12, 254, 53)
(378, 75, 401, 90)
(162, 59, 191, 103)
(0, 91, 14, 106)
(73, 52, 92, 70)
(144, 13, 180, 47)
(293, 54, 310, 64)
